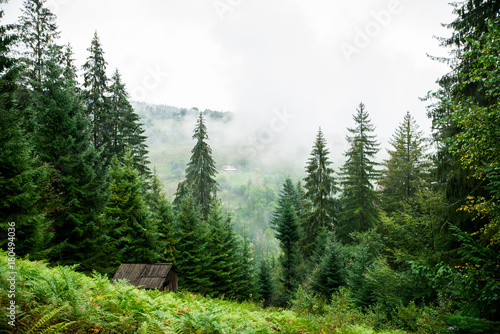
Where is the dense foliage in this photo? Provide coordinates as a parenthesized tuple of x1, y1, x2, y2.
(0, 253, 410, 334)
(1, 1, 500, 333)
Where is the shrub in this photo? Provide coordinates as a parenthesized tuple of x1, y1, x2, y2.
(290, 285, 327, 315)
(394, 301, 447, 334)
(318, 287, 369, 332)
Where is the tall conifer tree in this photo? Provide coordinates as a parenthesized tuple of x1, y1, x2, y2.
(18, 0, 60, 89)
(16, 0, 60, 135)
(302, 129, 337, 255)
(82, 32, 110, 158)
(184, 112, 218, 217)
(109, 69, 150, 179)
(33, 46, 109, 270)
(0, 9, 49, 257)
(339, 103, 381, 242)
(272, 180, 301, 304)
(379, 112, 430, 210)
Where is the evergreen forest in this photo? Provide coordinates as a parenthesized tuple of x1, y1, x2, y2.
(1, 1, 500, 333)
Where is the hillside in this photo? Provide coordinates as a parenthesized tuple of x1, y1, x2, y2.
(0, 253, 406, 334)
(133, 102, 302, 257)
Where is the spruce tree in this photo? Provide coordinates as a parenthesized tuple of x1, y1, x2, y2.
(184, 112, 218, 217)
(271, 178, 302, 222)
(106, 153, 162, 268)
(82, 32, 110, 158)
(272, 181, 301, 304)
(205, 201, 240, 298)
(0, 10, 49, 257)
(61, 43, 78, 87)
(379, 111, 430, 210)
(33, 46, 109, 271)
(17, 0, 60, 89)
(16, 0, 60, 135)
(302, 128, 338, 256)
(339, 103, 381, 242)
(175, 196, 212, 293)
(109, 69, 150, 179)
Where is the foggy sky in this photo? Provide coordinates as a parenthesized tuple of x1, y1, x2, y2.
(2, 0, 456, 165)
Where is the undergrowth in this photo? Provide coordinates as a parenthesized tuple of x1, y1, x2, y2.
(0, 253, 407, 333)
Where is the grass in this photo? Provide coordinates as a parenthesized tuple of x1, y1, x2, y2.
(0, 253, 409, 334)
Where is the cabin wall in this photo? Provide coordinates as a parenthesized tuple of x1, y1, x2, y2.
(163, 271, 178, 292)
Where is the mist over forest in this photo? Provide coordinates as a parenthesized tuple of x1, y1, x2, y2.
(134, 101, 397, 194)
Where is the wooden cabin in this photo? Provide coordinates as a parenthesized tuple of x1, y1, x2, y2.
(112, 263, 178, 292)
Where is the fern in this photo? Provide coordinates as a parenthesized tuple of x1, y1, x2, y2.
(20, 305, 76, 334)
(136, 321, 149, 334)
(170, 319, 185, 334)
(1, 254, 405, 333)
(139, 312, 170, 333)
(38, 321, 77, 334)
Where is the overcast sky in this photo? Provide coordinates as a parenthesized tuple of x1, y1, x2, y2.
(2, 0, 457, 165)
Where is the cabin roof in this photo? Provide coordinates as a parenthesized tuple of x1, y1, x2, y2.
(112, 263, 175, 289)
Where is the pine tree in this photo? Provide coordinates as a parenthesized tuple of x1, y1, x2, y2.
(0, 10, 49, 257)
(311, 233, 344, 299)
(379, 112, 430, 210)
(184, 112, 218, 217)
(17, 0, 60, 89)
(302, 128, 338, 256)
(109, 69, 150, 179)
(175, 196, 212, 293)
(339, 103, 381, 242)
(272, 181, 301, 304)
(82, 32, 110, 157)
(33, 46, 109, 271)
